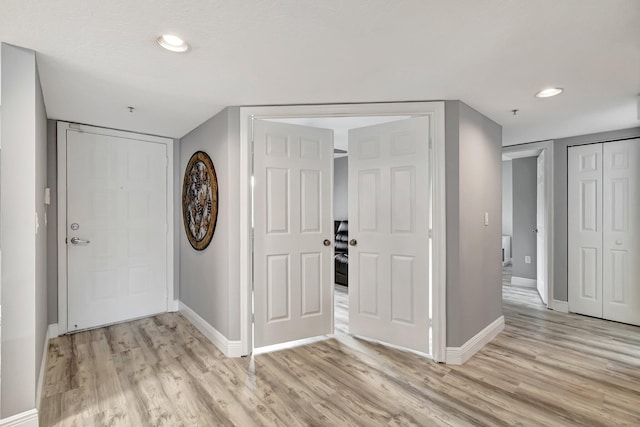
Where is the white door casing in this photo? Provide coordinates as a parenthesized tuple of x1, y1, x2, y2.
(348, 116, 430, 354)
(568, 144, 603, 318)
(602, 139, 640, 325)
(65, 129, 168, 331)
(536, 151, 547, 305)
(252, 119, 334, 348)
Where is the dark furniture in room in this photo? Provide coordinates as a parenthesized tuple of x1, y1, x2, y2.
(334, 220, 348, 286)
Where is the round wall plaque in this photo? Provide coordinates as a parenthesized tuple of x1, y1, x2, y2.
(182, 151, 218, 250)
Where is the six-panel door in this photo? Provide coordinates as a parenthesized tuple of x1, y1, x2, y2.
(348, 117, 431, 354)
(253, 120, 334, 348)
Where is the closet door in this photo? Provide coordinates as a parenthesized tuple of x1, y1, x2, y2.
(568, 144, 603, 318)
(602, 139, 640, 326)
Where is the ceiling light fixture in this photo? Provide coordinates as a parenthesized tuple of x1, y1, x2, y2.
(535, 88, 563, 98)
(156, 34, 190, 53)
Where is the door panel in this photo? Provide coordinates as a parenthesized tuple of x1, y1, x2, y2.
(568, 144, 603, 318)
(253, 120, 333, 348)
(536, 152, 547, 304)
(348, 117, 430, 354)
(603, 139, 640, 325)
(67, 130, 167, 331)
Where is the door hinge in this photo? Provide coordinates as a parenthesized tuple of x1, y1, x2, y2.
(252, 313, 255, 322)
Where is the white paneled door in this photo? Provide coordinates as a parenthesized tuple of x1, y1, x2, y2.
(602, 140, 640, 326)
(568, 139, 640, 326)
(348, 117, 430, 354)
(253, 120, 334, 348)
(568, 144, 603, 318)
(536, 151, 547, 305)
(66, 130, 168, 331)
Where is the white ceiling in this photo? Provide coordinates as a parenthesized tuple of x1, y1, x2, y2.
(1, 0, 638, 145)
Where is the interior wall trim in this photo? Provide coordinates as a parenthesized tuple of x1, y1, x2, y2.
(179, 301, 242, 358)
(446, 315, 504, 365)
(0, 409, 38, 427)
(552, 300, 569, 313)
(511, 276, 537, 288)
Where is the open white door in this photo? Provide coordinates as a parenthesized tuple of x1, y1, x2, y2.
(348, 116, 430, 354)
(536, 151, 547, 304)
(253, 120, 334, 348)
(66, 130, 168, 331)
(568, 144, 603, 318)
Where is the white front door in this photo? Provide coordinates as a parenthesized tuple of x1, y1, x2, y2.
(568, 144, 603, 318)
(536, 151, 547, 304)
(348, 117, 430, 354)
(602, 139, 640, 326)
(253, 120, 334, 348)
(66, 130, 168, 331)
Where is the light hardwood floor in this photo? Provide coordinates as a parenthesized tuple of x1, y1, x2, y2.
(40, 280, 640, 426)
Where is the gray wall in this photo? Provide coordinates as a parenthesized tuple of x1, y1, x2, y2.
(1, 43, 48, 418)
(501, 160, 512, 237)
(511, 157, 537, 280)
(552, 126, 640, 301)
(179, 107, 241, 340)
(445, 101, 503, 348)
(333, 156, 348, 220)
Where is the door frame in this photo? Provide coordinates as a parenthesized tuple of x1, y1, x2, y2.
(56, 121, 175, 335)
(238, 102, 447, 362)
(502, 140, 555, 309)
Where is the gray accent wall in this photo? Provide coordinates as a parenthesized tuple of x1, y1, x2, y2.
(333, 156, 348, 220)
(511, 157, 537, 280)
(1, 43, 49, 418)
(501, 160, 512, 237)
(445, 101, 503, 348)
(552, 126, 640, 301)
(179, 107, 241, 340)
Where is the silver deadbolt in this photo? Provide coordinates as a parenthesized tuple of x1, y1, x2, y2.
(349, 239, 357, 246)
(323, 239, 331, 246)
(71, 223, 80, 230)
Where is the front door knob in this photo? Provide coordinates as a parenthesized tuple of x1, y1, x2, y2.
(349, 239, 357, 246)
(323, 239, 331, 246)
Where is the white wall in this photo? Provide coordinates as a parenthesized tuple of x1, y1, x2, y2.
(179, 107, 241, 340)
(501, 160, 512, 236)
(1, 43, 48, 418)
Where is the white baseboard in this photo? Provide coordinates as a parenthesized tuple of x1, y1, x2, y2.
(48, 323, 59, 339)
(446, 316, 504, 365)
(0, 409, 38, 427)
(552, 300, 569, 313)
(179, 302, 242, 357)
(170, 299, 180, 312)
(36, 323, 58, 410)
(511, 276, 537, 288)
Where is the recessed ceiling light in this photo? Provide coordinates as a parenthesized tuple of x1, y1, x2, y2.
(156, 34, 190, 53)
(535, 88, 563, 98)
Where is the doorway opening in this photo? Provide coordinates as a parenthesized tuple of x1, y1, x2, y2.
(241, 102, 447, 361)
(501, 141, 554, 311)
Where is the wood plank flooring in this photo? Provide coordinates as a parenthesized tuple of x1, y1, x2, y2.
(40, 279, 640, 426)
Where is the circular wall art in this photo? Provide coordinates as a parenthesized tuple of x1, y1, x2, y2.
(182, 151, 218, 250)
